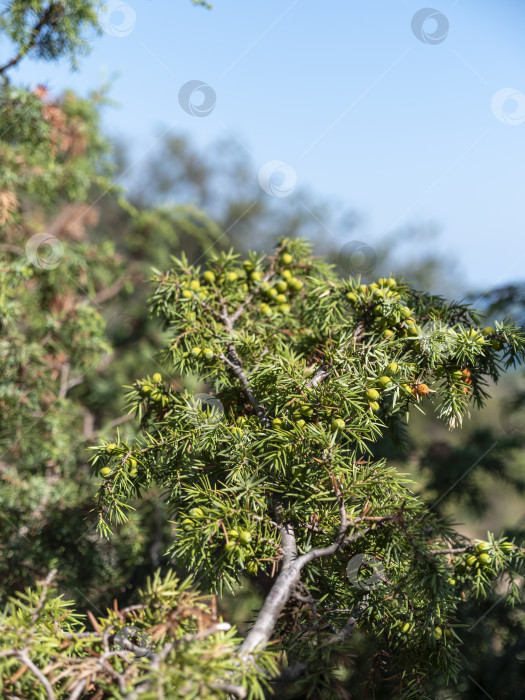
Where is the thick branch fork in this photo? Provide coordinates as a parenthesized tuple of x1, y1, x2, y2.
(239, 553, 303, 656)
(239, 480, 349, 656)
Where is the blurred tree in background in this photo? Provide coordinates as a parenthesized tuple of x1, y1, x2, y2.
(0, 0, 225, 611)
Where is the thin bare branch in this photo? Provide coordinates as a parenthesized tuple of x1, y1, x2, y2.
(30, 569, 57, 625)
(92, 277, 125, 305)
(323, 596, 370, 647)
(209, 682, 247, 698)
(67, 679, 87, 700)
(17, 651, 56, 700)
(59, 362, 70, 399)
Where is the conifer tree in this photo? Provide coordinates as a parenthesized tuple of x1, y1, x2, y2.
(2, 3, 525, 699)
(0, 0, 222, 606)
(83, 239, 524, 697)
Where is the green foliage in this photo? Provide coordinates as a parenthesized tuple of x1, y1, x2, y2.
(90, 238, 525, 697)
(0, 0, 230, 614)
(2, 3, 525, 698)
(0, 1, 100, 69)
(0, 82, 115, 208)
(0, 569, 276, 699)
(0, 20, 139, 599)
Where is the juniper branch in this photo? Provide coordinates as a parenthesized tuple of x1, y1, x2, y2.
(239, 476, 349, 656)
(219, 345, 271, 428)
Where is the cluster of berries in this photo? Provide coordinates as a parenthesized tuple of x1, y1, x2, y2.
(139, 372, 169, 405)
(224, 529, 258, 574)
(179, 510, 258, 573)
(179, 255, 265, 301)
(269, 361, 424, 430)
(365, 362, 399, 412)
(395, 619, 452, 642)
(346, 278, 419, 341)
(257, 252, 303, 317)
(478, 326, 503, 350)
(451, 540, 514, 583)
(100, 443, 138, 479)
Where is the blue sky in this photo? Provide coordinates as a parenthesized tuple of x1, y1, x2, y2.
(6, 0, 525, 293)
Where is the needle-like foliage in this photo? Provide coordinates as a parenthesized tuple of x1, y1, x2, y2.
(85, 239, 525, 698)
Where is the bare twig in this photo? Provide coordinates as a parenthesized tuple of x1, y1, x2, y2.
(59, 362, 70, 399)
(17, 651, 56, 700)
(209, 683, 247, 698)
(150, 501, 164, 568)
(344, 515, 397, 546)
(272, 661, 307, 683)
(305, 367, 331, 388)
(107, 413, 134, 430)
(31, 570, 57, 625)
(323, 597, 370, 647)
(82, 410, 95, 439)
(0, 244, 24, 255)
(238, 527, 302, 656)
(67, 679, 87, 700)
(92, 278, 125, 305)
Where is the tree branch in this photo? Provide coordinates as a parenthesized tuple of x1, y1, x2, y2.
(0, 244, 24, 255)
(0, 3, 64, 77)
(323, 596, 370, 646)
(17, 651, 56, 700)
(305, 367, 332, 388)
(66, 679, 86, 700)
(58, 362, 70, 399)
(209, 682, 247, 698)
(219, 344, 271, 428)
(239, 476, 349, 656)
(239, 529, 302, 656)
(92, 277, 125, 305)
(272, 662, 307, 683)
